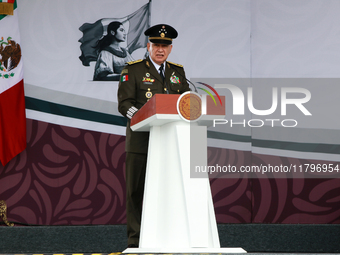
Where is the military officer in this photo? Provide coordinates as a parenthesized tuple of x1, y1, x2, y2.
(117, 24, 190, 247)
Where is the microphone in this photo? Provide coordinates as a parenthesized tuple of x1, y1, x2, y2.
(168, 64, 198, 93)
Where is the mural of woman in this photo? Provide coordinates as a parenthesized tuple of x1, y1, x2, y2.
(93, 21, 134, 81)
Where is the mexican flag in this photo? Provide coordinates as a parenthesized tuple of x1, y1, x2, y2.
(0, 0, 26, 166)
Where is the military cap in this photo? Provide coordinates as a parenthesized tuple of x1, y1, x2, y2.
(144, 24, 178, 45)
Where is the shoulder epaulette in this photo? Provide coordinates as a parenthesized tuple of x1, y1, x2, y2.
(167, 61, 183, 68)
(127, 59, 143, 65)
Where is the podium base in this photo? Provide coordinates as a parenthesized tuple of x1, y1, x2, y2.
(122, 247, 247, 253)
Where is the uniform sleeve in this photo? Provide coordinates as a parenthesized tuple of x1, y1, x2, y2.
(117, 66, 139, 120)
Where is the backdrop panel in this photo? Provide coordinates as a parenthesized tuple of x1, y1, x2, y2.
(0, 0, 339, 225)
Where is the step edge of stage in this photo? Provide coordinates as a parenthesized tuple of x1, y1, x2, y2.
(122, 247, 247, 253)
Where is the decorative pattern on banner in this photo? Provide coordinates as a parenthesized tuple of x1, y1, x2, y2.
(0, 119, 127, 225)
(208, 147, 340, 224)
(0, 119, 339, 225)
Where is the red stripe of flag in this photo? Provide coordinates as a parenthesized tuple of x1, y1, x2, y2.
(0, 80, 26, 166)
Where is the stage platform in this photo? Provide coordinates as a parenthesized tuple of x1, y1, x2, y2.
(0, 224, 339, 254)
(0, 253, 338, 255)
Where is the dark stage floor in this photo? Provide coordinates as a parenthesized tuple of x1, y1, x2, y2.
(0, 224, 339, 254)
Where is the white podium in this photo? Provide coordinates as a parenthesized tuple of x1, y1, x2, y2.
(123, 93, 246, 254)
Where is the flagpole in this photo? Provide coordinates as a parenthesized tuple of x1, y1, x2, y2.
(148, 0, 152, 27)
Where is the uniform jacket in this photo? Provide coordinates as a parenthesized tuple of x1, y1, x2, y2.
(118, 56, 190, 153)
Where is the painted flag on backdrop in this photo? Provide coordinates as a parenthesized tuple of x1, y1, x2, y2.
(0, 0, 26, 166)
(79, 0, 151, 66)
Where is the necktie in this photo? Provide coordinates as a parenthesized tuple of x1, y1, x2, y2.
(159, 64, 165, 82)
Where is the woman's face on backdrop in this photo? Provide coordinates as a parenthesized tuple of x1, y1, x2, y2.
(112, 25, 126, 42)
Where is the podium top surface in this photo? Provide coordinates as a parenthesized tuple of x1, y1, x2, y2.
(130, 93, 225, 131)
(131, 94, 179, 127)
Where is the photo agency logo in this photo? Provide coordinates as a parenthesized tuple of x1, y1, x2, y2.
(196, 82, 223, 106)
(206, 83, 312, 128)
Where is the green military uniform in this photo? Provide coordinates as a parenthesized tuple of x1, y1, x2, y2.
(117, 56, 190, 246)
